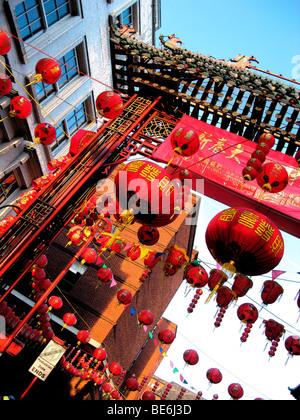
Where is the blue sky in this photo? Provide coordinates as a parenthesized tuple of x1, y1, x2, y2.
(157, 0, 300, 81)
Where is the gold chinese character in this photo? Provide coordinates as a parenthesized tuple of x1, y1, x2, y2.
(126, 161, 144, 173)
(219, 209, 237, 222)
(199, 132, 213, 150)
(255, 220, 275, 242)
(238, 210, 259, 229)
(226, 144, 244, 165)
(140, 164, 162, 182)
(270, 235, 284, 257)
(208, 138, 227, 155)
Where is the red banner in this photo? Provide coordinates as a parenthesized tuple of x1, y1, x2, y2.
(153, 115, 300, 238)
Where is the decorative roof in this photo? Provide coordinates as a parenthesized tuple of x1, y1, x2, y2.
(110, 25, 300, 156)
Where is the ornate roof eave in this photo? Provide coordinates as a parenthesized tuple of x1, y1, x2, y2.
(110, 25, 300, 155)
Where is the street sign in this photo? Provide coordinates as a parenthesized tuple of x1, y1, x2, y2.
(29, 339, 66, 382)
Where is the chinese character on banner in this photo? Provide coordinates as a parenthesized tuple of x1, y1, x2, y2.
(226, 144, 245, 165)
(199, 132, 213, 150)
(238, 210, 260, 229)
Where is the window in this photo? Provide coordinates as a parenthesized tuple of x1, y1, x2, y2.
(35, 46, 80, 102)
(52, 99, 88, 152)
(15, 0, 71, 41)
(116, 2, 138, 31)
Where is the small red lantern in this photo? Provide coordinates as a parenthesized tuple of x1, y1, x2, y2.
(247, 157, 263, 172)
(0, 31, 11, 55)
(109, 362, 122, 376)
(77, 330, 91, 345)
(144, 251, 161, 271)
(251, 149, 267, 164)
(0, 73, 12, 95)
(261, 280, 284, 305)
(10, 96, 32, 119)
(237, 303, 258, 343)
(127, 245, 141, 261)
(263, 319, 285, 358)
(137, 225, 160, 246)
(35, 58, 62, 85)
(67, 227, 83, 246)
(183, 349, 199, 366)
(117, 289, 132, 306)
(232, 274, 253, 298)
(163, 245, 189, 277)
(214, 286, 236, 328)
(125, 377, 139, 391)
(97, 267, 113, 285)
(256, 142, 270, 156)
(259, 132, 275, 149)
(158, 329, 175, 345)
(185, 265, 208, 288)
(208, 269, 228, 293)
(32, 267, 46, 280)
(170, 127, 200, 157)
(188, 288, 203, 314)
(34, 123, 57, 146)
(96, 91, 124, 120)
(93, 347, 107, 361)
(257, 162, 289, 194)
(38, 278, 52, 291)
(242, 166, 258, 182)
(62, 313, 77, 329)
(285, 336, 300, 357)
(207, 368, 223, 385)
(228, 383, 244, 400)
(138, 310, 154, 326)
(142, 391, 156, 401)
(81, 247, 98, 265)
(36, 254, 48, 268)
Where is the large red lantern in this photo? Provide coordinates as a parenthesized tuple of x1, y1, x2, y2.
(163, 245, 189, 277)
(34, 123, 57, 146)
(35, 58, 62, 85)
(207, 368, 223, 385)
(137, 225, 160, 246)
(232, 274, 253, 298)
(62, 313, 77, 329)
(96, 91, 123, 120)
(125, 377, 139, 391)
(144, 251, 161, 271)
(170, 127, 200, 157)
(285, 336, 300, 357)
(77, 330, 91, 345)
(0, 73, 12, 95)
(138, 310, 154, 327)
(261, 280, 284, 305)
(10, 96, 32, 119)
(185, 265, 208, 289)
(263, 319, 285, 358)
(257, 162, 289, 194)
(183, 349, 199, 366)
(259, 132, 275, 149)
(109, 362, 122, 376)
(142, 391, 156, 401)
(158, 329, 175, 345)
(93, 347, 107, 361)
(117, 289, 132, 306)
(81, 247, 98, 265)
(228, 383, 244, 400)
(0, 31, 11, 55)
(205, 207, 284, 279)
(114, 160, 181, 227)
(237, 303, 258, 343)
(126, 245, 141, 261)
(97, 267, 113, 285)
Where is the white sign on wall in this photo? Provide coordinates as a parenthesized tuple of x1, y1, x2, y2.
(29, 340, 66, 382)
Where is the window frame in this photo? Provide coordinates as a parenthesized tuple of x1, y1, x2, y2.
(114, 1, 140, 34)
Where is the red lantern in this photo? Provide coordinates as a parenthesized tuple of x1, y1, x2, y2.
(77, 330, 91, 345)
(0, 73, 12, 95)
(232, 274, 253, 298)
(207, 368, 223, 385)
(0, 31, 11, 55)
(114, 160, 181, 227)
(247, 157, 263, 172)
(62, 313, 77, 329)
(138, 310, 154, 326)
(137, 225, 160, 246)
(183, 349, 199, 366)
(205, 207, 284, 277)
(125, 377, 139, 391)
(34, 123, 57, 146)
(295, 148, 300, 166)
(97, 267, 113, 285)
(188, 289, 203, 314)
(117, 289, 132, 305)
(228, 383, 244, 400)
(81, 247, 98, 265)
(144, 251, 161, 271)
(256, 142, 270, 156)
(259, 133, 275, 149)
(263, 319, 285, 358)
(261, 280, 284, 305)
(32, 267, 46, 280)
(10, 96, 32, 119)
(257, 162, 289, 194)
(127, 245, 141, 261)
(142, 391, 156, 401)
(96, 91, 124, 119)
(170, 127, 200, 157)
(208, 269, 228, 293)
(185, 265, 208, 288)
(242, 166, 258, 182)
(163, 245, 189, 277)
(93, 347, 107, 361)
(109, 362, 122, 376)
(67, 226, 83, 246)
(251, 149, 267, 164)
(285, 336, 300, 357)
(158, 329, 175, 345)
(216, 286, 236, 308)
(35, 58, 62, 85)
(36, 254, 48, 268)
(38, 278, 52, 291)
(237, 303, 258, 343)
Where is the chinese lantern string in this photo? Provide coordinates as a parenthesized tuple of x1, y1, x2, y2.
(0, 27, 129, 100)
(0, 58, 72, 141)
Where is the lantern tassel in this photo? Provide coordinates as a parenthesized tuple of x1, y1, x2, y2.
(205, 283, 221, 304)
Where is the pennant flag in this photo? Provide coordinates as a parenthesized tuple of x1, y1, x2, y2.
(272, 270, 286, 281)
(217, 263, 222, 270)
(153, 338, 158, 346)
(123, 242, 133, 252)
(173, 368, 179, 374)
(149, 331, 153, 339)
(180, 374, 184, 382)
(110, 276, 118, 288)
(143, 325, 148, 332)
(155, 252, 166, 258)
(159, 346, 163, 353)
(162, 352, 167, 357)
(130, 307, 136, 316)
(170, 361, 174, 369)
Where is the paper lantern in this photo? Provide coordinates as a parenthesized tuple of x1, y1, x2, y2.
(144, 251, 161, 271)
(137, 225, 160, 246)
(251, 149, 267, 163)
(263, 319, 285, 358)
(97, 267, 113, 285)
(158, 329, 175, 345)
(127, 245, 141, 261)
(125, 377, 139, 391)
(96, 91, 123, 119)
(285, 336, 300, 357)
(256, 142, 270, 156)
(93, 347, 107, 361)
(81, 247, 98, 265)
(259, 132, 275, 149)
(185, 265, 208, 288)
(117, 289, 132, 305)
(10, 96, 32, 119)
(232, 274, 253, 298)
(183, 349, 199, 366)
(35, 58, 62, 85)
(170, 127, 200, 157)
(0, 73, 12, 95)
(237, 303, 258, 343)
(242, 166, 258, 181)
(138, 310, 154, 326)
(62, 313, 77, 329)
(36, 254, 48, 268)
(247, 157, 263, 172)
(228, 383, 244, 400)
(207, 368, 223, 385)
(0, 31, 11, 55)
(261, 280, 284, 305)
(109, 362, 122, 376)
(77, 330, 91, 345)
(163, 245, 189, 277)
(257, 162, 289, 194)
(142, 391, 156, 400)
(34, 123, 57, 146)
